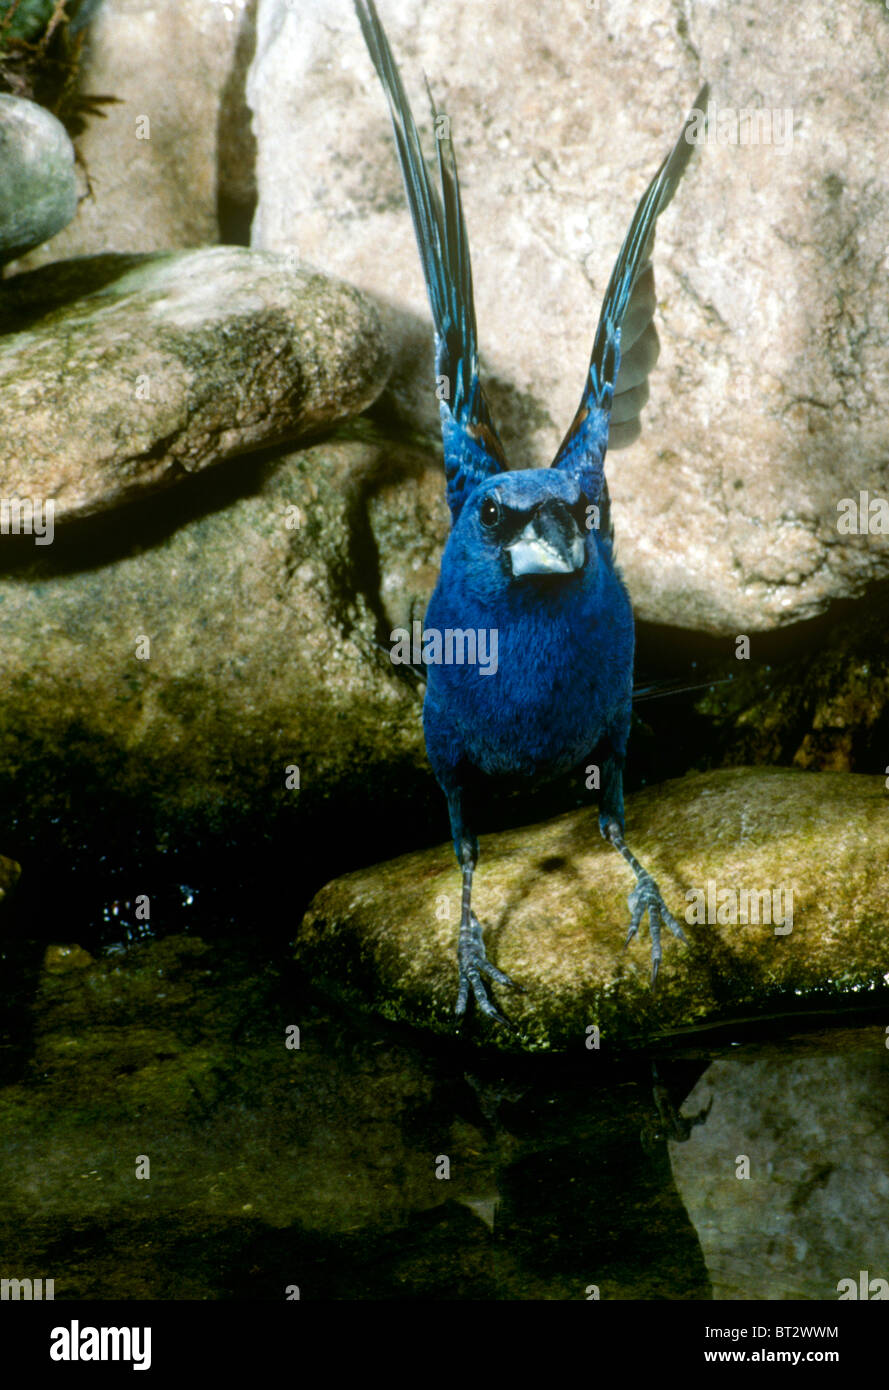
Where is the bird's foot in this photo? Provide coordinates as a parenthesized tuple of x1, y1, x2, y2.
(625, 872, 687, 987)
(456, 913, 519, 1026)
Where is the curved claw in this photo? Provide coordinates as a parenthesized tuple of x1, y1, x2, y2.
(624, 873, 687, 986)
(456, 914, 518, 1025)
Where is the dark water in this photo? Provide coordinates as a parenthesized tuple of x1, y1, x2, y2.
(1, 914, 886, 1302)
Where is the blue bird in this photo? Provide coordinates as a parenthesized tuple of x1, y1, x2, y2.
(356, 0, 708, 1023)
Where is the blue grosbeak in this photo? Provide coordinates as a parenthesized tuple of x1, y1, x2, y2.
(356, 0, 707, 1023)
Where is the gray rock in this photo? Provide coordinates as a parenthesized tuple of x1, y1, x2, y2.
(0, 247, 391, 521)
(296, 766, 889, 1052)
(5, 0, 257, 271)
(672, 1044, 889, 1299)
(248, 0, 889, 635)
(0, 96, 78, 263)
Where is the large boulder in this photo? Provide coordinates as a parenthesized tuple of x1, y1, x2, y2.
(248, 0, 889, 634)
(0, 428, 441, 885)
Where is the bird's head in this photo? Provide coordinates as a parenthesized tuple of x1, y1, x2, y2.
(445, 469, 597, 605)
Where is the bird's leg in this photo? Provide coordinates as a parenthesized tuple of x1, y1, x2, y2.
(455, 839, 518, 1024)
(599, 755, 686, 986)
(600, 817, 686, 985)
(447, 794, 517, 1023)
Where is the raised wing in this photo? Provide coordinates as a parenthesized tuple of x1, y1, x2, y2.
(551, 85, 709, 498)
(355, 0, 507, 523)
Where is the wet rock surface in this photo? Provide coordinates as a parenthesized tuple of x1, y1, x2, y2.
(693, 595, 889, 773)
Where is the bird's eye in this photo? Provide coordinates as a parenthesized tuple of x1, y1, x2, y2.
(480, 496, 501, 529)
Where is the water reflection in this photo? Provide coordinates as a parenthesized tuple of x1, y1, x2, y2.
(0, 931, 884, 1300)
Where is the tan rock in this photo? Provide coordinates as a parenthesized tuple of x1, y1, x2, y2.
(0, 247, 390, 521)
(297, 766, 889, 1051)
